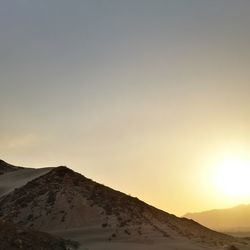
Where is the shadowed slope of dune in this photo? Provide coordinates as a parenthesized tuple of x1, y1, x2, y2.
(0, 160, 53, 197)
(0, 159, 23, 175)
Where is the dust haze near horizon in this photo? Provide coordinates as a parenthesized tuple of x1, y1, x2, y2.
(1, 0, 250, 216)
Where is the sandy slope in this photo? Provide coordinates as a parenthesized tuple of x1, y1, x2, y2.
(55, 228, 250, 250)
(0, 167, 53, 197)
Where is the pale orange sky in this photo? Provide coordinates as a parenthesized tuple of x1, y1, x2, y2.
(1, 0, 250, 216)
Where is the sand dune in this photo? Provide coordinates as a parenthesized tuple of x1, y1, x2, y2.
(0, 163, 248, 250)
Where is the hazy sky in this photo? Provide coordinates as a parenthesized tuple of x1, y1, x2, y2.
(1, 0, 250, 215)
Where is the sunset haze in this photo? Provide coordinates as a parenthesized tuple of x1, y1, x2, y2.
(1, 0, 250, 216)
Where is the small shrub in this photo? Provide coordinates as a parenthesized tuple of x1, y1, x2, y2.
(228, 245, 239, 250)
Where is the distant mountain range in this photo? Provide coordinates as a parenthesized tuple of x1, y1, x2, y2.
(0, 159, 248, 250)
(185, 204, 250, 233)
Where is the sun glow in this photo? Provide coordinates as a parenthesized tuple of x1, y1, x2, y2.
(214, 156, 250, 198)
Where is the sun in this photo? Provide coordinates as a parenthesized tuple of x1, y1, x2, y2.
(213, 156, 250, 198)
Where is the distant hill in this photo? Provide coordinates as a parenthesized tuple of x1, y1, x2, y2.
(185, 204, 250, 232)
(0, 161, 248, 250)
